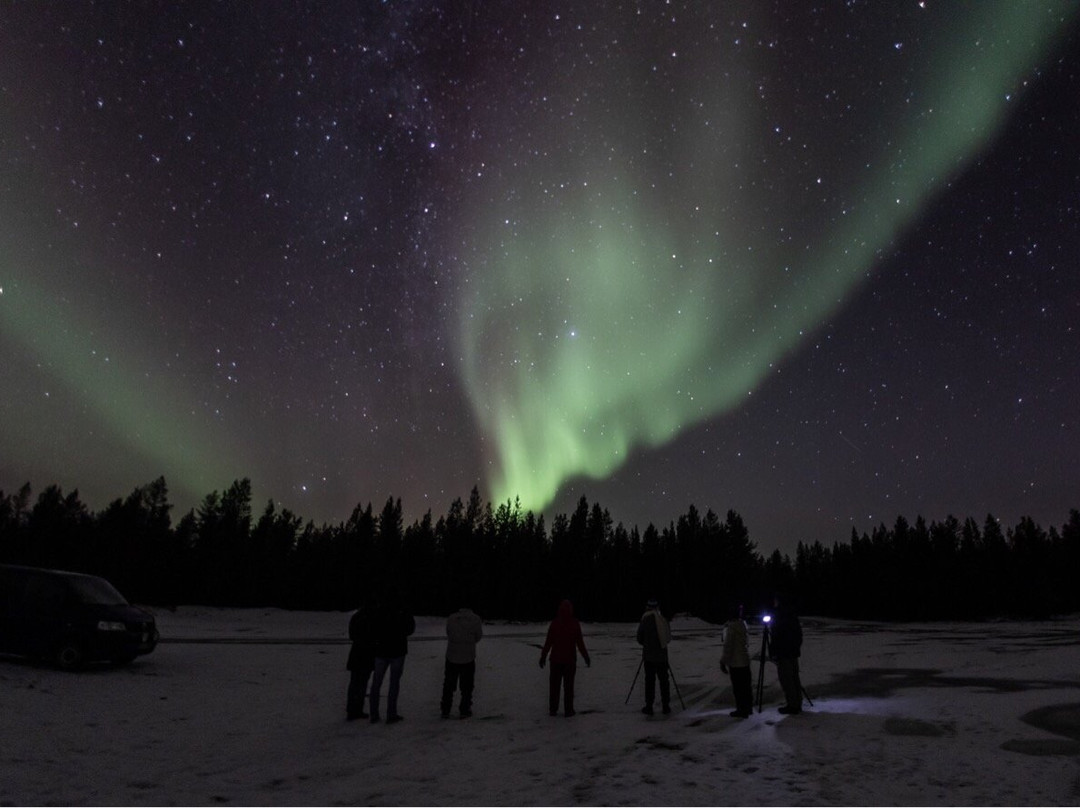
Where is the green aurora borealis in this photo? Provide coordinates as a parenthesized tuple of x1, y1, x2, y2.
(458, 3, 1078, 514)
(0, 247, 245, 506)
(1, 2, 1078, 543)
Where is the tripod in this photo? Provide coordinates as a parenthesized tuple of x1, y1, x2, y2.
(755, 621, 771, 713)
(668, 663, 686, 710)
(625, 658, 685, 711)
(756, 619, 814, 713)
(624, 660, 643, 705)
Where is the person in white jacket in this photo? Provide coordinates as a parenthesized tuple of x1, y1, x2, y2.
(720, 603, 752, 718)
(441, 604, 483, 718)
(636, 598, 671, 715)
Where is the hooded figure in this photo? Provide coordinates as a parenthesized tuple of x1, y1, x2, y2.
(539, 599, 590, 717)
(636, 599, 671, 715)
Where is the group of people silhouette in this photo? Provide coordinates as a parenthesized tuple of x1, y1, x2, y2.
(345, 591, 804, 723)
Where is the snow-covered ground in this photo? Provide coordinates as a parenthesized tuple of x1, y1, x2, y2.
(3, 608, 1080, 805)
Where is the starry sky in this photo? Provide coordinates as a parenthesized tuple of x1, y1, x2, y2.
(1, 2, 1078, 555)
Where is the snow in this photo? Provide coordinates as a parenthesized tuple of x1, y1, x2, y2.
(3, 609, 1080, 805)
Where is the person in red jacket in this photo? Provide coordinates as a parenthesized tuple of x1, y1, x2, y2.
(539, 599, 591, 717)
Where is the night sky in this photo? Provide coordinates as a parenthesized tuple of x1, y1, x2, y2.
(2, 2, 1078, 555)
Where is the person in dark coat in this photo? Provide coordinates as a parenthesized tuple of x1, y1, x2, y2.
(769, 594, 804, 714)
(635, 598, 671, 715)
(369, 589, 416, 724)
(720, 602, 753, 718)
(539, 599, 590, 717)
(345, 596, 376, 720)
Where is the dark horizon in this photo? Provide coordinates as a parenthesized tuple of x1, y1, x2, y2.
(2, 475, 1077, 623)
(5, 471, 1080, 563)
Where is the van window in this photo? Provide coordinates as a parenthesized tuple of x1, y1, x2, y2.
(67, 576, 127, 606)
(0, 570, 23, 611)
(23, 575, 68, 615)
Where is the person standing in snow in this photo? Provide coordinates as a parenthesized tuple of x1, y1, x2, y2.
(539, 599, 591, 717)
(370, 588, 416, 724)
(769, 594, 804, 715)
(635, 598, 671, 715)
(441, 602, 483, 719)
(345, 595, 377, 720)
(720, 602, 752, 718)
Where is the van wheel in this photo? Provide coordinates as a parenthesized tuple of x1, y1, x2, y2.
(56, 643, 85, 670)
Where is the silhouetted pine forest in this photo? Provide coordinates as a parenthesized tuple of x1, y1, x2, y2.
(1, 477, 1078, 621)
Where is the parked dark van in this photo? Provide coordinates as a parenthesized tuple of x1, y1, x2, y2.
(0, 565, 159, 668)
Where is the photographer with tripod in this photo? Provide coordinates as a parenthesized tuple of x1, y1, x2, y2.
(769, 594, 804, 715)
(635, 598, 671, 715)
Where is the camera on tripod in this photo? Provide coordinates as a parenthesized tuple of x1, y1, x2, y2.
(755, 610, 812, 713)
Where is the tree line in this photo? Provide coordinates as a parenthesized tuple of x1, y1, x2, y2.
(1, 477, 1077, 621)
